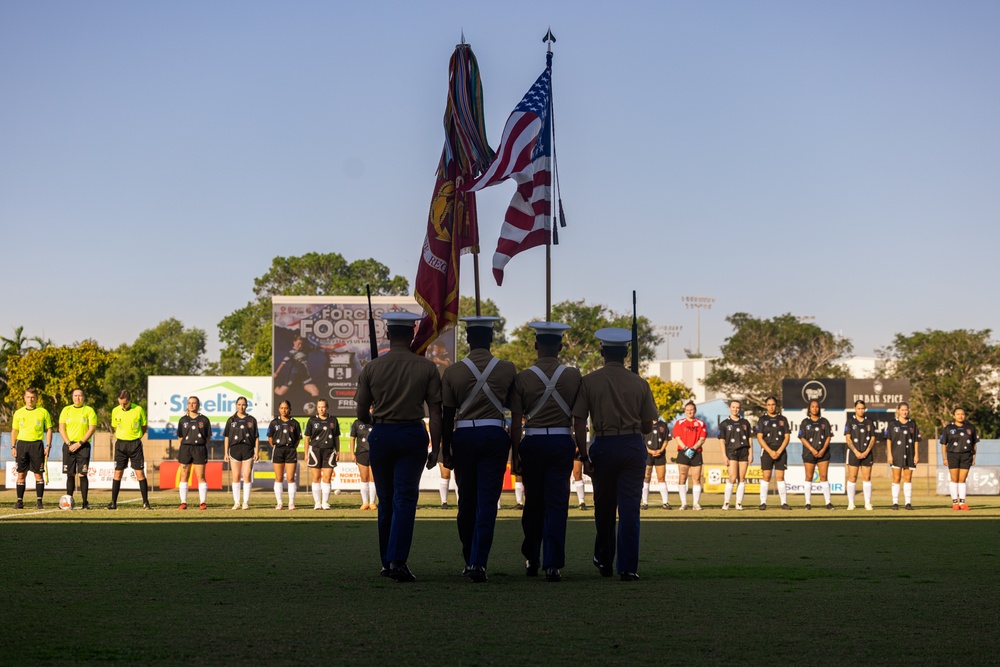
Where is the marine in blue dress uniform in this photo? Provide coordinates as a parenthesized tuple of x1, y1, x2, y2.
(509, 322, 581, 582)
(354, 311, 442, 582)
(573, 328, 658, 582)
(441, 316, 517, 582)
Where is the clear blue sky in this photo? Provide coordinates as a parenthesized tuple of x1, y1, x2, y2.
(2, 0, 998, 361)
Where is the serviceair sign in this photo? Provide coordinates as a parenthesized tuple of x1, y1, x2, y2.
(147, 376, 272, 440)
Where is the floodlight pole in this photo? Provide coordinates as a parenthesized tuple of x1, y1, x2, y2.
(681, 296, 714, 356)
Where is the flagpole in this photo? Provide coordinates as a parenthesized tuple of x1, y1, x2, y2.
(544, 27, 556, 322)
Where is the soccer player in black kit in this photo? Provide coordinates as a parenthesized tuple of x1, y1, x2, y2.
(719, 400, 753, 510)
(268, 400, 303, 510)
(176, 396, 213, 510)
(756, 397, 791, 510)
(940, 407, 977, 510)
(798, 399, 834, 510)
(305, 399, 340, 510)
(844, 400, 877, 511)
(886, 402, 920, 510)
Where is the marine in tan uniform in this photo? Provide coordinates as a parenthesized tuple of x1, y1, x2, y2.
(441, 316, 517, 583)
(355, 311, 442, 583)
(509, 322, 582, 582)
(573, 328, 657, 581)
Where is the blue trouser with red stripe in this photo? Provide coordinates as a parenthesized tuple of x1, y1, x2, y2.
(452, 425, 511, 568)
(369, 422, 427, 567)
(589, 434, 646, 574)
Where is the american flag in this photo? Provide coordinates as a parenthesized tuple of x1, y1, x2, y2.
(463, 54, 553, 286)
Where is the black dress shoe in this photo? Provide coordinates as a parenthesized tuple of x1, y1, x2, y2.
(544, 568, 561, 582)
(620, 572, 640, 582)
(389, 562, 416, 583)
(379, 567, 390, 577)
(461, 565, 473, 577)
(525, 560, 539, 577)
(593, 557, 612, 578)
(468, 566, 488, 583)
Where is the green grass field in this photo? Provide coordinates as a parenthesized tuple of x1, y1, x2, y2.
(2, 485, 998, 665)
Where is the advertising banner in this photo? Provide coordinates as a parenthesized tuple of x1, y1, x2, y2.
(158, 461, 225, 490)
(147, 376, 272, 440)
(646, 464, 682, 492)
(936, 466, 1000, 496)
(6, 461, 140, 490)
(272, 296, 455, 418)
(782, 465, 846, 495)
(249, 461, 300, 489)
(703, 465, 765, 493)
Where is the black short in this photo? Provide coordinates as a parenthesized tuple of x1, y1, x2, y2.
(847, 450, 875, 467)
(178, 444, 208, 465)
(272, 445, 298, 464)
(228, 443, 256, 462)
(114, 439, 145, 471)
(62, 443, 92, 475)
(646, 450, 667, 466)
(677, 450, 703, 467)
(308, 447, 337, 469)
(355, 448, 371, 467)
(726, 448, 749, 462)
(15, 441, 45, 474)
(802, 448, 831, 464)
(890, 445, 916, 469)
(946, 451, 974, 470)
(760, 450, 787, 471)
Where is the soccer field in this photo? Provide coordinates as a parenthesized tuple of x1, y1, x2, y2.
(2, 488, 998, 666)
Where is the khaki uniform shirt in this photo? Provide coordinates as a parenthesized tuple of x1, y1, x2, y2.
(572, 361, 658, 433)
(441, 348, 516, 420)
(355, 346, 442, 422)
(509, 357, 582, 428)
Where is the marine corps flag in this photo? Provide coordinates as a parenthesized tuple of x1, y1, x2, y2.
(412, 43, 494, 354)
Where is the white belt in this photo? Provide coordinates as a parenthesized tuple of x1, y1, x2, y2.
(455, 419, 505, 429)
(524, 427, 572, 436)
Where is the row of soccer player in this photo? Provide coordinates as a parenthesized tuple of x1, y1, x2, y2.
(6, 387, 376, 511)
(640, 398, 979, 512)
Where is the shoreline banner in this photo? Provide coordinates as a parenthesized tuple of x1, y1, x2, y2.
(147, 376, 272, 440)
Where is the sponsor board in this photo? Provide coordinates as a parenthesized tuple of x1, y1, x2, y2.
(329, 463, 590, 494)
(250, 461, 300, 489)
(147, 376, 272, 440)
(5, 461, 140, 490)
(158, 461, 225, 490)
(645, 464, 683, 492)
(703, 465, 765, 493)
(936, 466, 1000, 496)
(272, 297, 455, 418)
(780, 465, 847, 495)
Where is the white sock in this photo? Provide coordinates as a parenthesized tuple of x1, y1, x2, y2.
(949, 481, 959, 501)
(360, 483, 370, 505)
(288, 482, 297, 504)
(821, 481, 831, 505)
(659, 482, 669, 504)
(179, 482, 188, 504)
(759, 480, 769, 505)
(693, 485, 702, 506)
(891, 483, 900, 504)
(847, 481, 856, 503)
(575, 480, 585, 504)
(232, 481, 241, 503)
(368, 482, 377, 504)
(274, 481, 283, 503)
(804, 485, 812, 505)
(312, 485, 322, 506)
(958, 482, 967, 501)
(642, 482, 650, 504)
(198, 482, 207, 504)
(514, 481, 525, 504)
(723, 482, 733, 505)
(903, 482, 912, 505)
(736, 482, 745, 505)
(439, 480, 449, 504)
(321, 482, 331, 504)
(242, 482, 252, 504)
(679, 485, 688, 507)
(862, 481, 872, 504)
(777, 480, 787, 505)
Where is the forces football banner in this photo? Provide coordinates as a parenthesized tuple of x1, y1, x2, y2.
(272, 296, 455, 418)
(147, 376, 272, 440)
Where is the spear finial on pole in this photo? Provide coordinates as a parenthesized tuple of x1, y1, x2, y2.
(543, 27, 556, 53)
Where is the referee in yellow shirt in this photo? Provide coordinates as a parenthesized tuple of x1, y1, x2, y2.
(58, 388, 98, 509)
(108, 390, 152, 509)
(10, 388, 53, 509)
